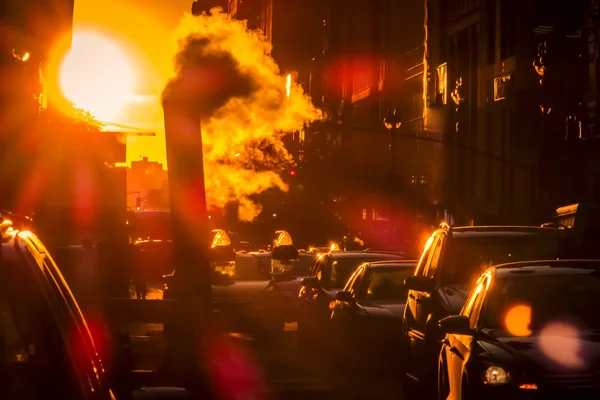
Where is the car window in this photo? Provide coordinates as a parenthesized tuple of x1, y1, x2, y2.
(414, 235, 436, 277)
(442, 234, 564, 286)
(467, 277, 488, 329)
(312, 256, 326, 281)
(357, 267, 414, 301)
(425, 236, 443, 278)
(346, 266, 365, 295)
(324, 258, 379, 289)
(483, 272, 600, 333)
(310, 255, 327, 280)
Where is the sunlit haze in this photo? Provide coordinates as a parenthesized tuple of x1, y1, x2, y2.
(56, 2, 320, 220)
(66, 0, 191, 165)
(59, 31, 134, 122)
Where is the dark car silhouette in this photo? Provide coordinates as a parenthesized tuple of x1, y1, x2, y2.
(438, 260, 600, 400)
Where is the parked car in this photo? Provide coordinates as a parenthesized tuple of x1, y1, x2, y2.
(162, 257, 285, 335)
(330, 260, 417, 372)
(297, 250, 409, 348)
(240, 251, 316, 321)
(403, 223, 567, 391)
(438, 260, 600, 400)
(0, 214, 189, 400)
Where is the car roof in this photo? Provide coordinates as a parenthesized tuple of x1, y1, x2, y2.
(492, 259, 600, 278)
(365, 260, 418, 270)
(448, 225, 564, 238)
(329, 251, 406, 260)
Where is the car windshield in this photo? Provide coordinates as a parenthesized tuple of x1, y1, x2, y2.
(357, 267, 414, 301)
(441, 234, 564, 286)
(482, 270, 600, 334)
(326, 256, 397, 289)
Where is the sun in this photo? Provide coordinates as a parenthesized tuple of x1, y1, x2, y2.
(59, 30, 134, 122)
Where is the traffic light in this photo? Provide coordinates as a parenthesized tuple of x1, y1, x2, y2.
(289, 169, 296, 177)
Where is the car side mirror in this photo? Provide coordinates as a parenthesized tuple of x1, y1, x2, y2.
(404, 275, 435, 293)
(301, 277, 320, 288)
(438, 315, 472, 335)
(335, 290, 354, 303)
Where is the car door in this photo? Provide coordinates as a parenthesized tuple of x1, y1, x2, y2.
(331, 266, 364, 334)
(446, 275, 488, 398)
(405, 235, 438, 369)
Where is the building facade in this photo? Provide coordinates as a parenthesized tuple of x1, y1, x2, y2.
(0, 0, 75, 211)
(427, 0, 591, 224)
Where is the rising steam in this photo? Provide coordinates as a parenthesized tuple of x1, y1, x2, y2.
(162, 8, 321, 221)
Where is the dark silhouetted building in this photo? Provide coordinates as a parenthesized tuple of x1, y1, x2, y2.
(229, 0, 273, 43)
(425, 0, 590, 224)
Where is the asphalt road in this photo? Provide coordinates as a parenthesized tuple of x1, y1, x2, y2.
(127, 285, 405, 399)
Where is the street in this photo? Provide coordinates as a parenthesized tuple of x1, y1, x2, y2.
(128, 285, 404, 399)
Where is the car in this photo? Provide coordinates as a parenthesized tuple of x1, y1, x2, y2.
(0, 215, 189, 400)
(403, 223, 568, 390)
(239, 251, 316, 321)
(438, 260, 600, 400)
(297, 250, 410, 349)
(162, 255, 285, 336)
(330, 260, 417, 372)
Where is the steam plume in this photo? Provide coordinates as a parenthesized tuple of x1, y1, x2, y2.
(162, 8, 321, 221)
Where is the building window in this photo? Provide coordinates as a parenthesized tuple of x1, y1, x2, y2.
(436, 63, 448, 105)
(494, 73, 511, 101)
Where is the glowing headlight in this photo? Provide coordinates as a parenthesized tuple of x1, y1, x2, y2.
(484, 366, 509, 385)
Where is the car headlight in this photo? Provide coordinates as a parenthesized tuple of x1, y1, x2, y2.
(484, 366, 510, 385)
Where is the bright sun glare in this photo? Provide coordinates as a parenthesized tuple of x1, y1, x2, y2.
(59, 31, 134, 122)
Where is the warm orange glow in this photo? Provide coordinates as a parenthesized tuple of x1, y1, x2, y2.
(519, 383, 537, 390)
(504, 304, 532, 337)
(58, 30, 134, 121)
(165, 11, 321, 221)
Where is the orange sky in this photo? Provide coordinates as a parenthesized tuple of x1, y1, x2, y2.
(72, 0, 197, 165)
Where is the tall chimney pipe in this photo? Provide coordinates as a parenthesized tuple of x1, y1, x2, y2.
(162, 97, 212, 392)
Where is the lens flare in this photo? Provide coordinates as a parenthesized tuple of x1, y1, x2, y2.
(164, 9, 321, 221)
(539, 322, 584, 369)
(504, 304, 532, 337)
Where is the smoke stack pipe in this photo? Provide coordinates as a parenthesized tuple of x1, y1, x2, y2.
(162, 98, 212, 392)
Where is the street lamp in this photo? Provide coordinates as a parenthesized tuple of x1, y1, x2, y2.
(384, 107, 401, 130)
(384, 107, 402, 160)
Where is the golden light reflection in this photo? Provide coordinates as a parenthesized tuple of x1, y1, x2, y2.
(58, 31, 134, 122)
(504, 304, 533, 337)
(286, 74, 291, 98)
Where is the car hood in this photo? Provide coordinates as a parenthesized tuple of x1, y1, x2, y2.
(212, 280, 274, 300)
(437, 284, 470, 314)
(479, 329, 600, 373)
(358, 300, 405, 320)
